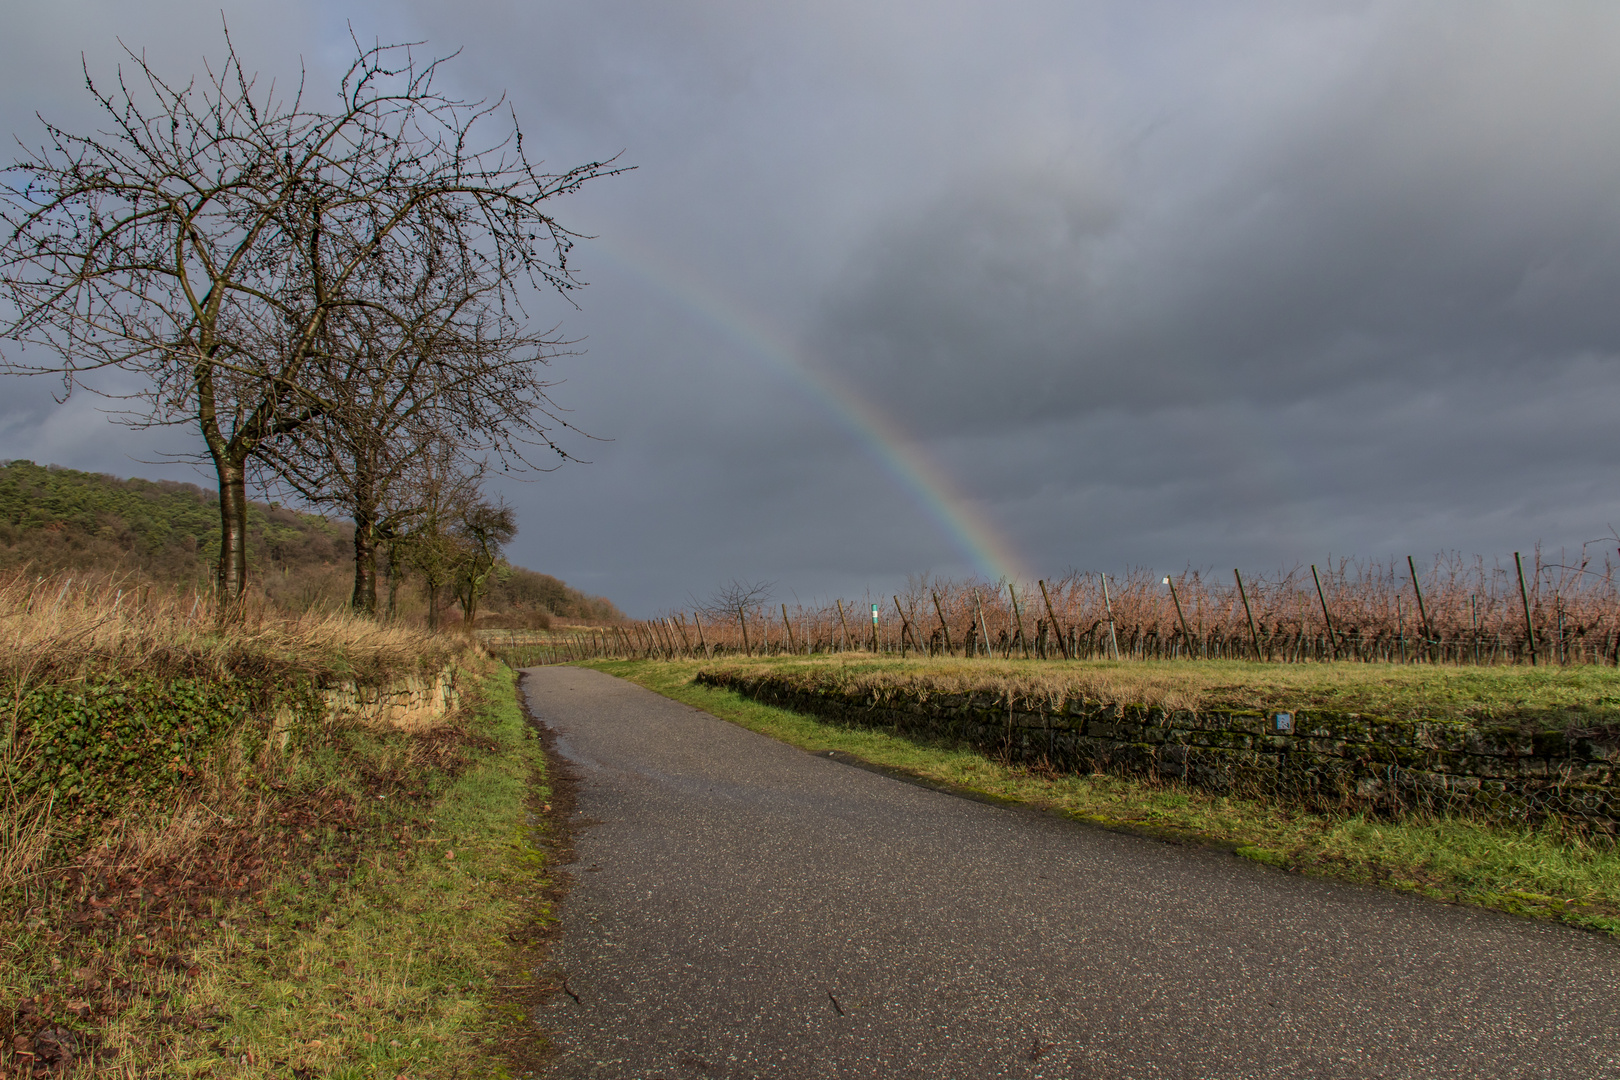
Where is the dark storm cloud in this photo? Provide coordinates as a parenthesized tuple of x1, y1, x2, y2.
(821, 4, 1620, 434)
(4, 1, 1620, 613)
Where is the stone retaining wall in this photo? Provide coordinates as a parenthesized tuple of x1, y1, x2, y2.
(319, 666, 463, 730)
(270, 665, 463, 747)
(698, 671, 1620, 831)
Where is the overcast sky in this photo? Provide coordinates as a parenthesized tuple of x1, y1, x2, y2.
(4, 1, 1620, 615)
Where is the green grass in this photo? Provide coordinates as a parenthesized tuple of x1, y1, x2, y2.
(586, 657, 1620, 936)
(176, 664, 551, 1079)
(661, 653, 1620, 726)
(0, 663, 555, 1078)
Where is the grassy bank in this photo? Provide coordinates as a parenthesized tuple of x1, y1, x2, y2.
(585, 657, 1620, 937)
(2, 663, 555, 1079)
(1, 568, 561, 1077)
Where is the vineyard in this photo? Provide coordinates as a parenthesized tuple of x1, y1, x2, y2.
(509, 549, 1620, 666)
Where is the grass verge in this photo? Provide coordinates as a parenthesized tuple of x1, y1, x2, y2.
(584, 657, 1620, 937)
(1, 663, 556, 1079)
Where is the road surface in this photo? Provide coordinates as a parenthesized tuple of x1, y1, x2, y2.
(520, 665, 1620, 1079)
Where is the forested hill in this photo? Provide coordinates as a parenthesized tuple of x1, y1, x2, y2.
(0, 460, 622, 622)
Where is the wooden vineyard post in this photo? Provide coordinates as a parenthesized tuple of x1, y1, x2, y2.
(974, 590, 992, 659)
(1470, 594, 1479, 666)
(1038, 580, 1071, 659)
(1234, 569, 1261, 661)
(908, 599, 926, 657)
(781, 603, 798, 654)
(692, 611, 710, 658)
(870, 602, 880, 654)
(931, 590, 954, 654)
(1163, 575, 1194, 659)
(836, 599, 853, 653)
(1557, 595, 1566, 665)
(894, 596, 921, 657)
(1516, 551, 1538, 666)
(674, 614, 694, 656)
(1008, 583, 1030, 658)
(1396, 597, 1406, 663)
(1310, 564, 1340, 661)
(1100, 574, 1121, 660)
(1408, 556, 1436, 664)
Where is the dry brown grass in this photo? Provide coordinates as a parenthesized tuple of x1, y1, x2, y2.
(0, 569, 469, 694)
(0, 787, 52, 888)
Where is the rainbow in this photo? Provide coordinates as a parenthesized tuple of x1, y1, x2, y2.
(591, 234, 1031, 585)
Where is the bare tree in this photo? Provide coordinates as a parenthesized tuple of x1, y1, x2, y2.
(702, 579, 773, 656)
(381, 445, 516, 631)
(0, 27, 623, 600)
(390, 446, 484, 630)
(253, 266, 580, 614)
(452, 497, 517, 627)
(253, 338, 440, 614)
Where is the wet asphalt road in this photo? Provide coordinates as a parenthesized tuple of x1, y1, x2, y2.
(520, 666, 1620, 1079)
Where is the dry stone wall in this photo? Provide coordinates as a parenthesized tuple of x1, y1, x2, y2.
(697, 670, 1620, 831)
(318, 666, 463, 730)
(269, 665, 463, 748)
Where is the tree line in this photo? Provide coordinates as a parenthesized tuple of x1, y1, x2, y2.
(0, 27, 625, 621)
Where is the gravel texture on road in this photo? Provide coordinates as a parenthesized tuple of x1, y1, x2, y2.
(521, 665, 1620, 1079)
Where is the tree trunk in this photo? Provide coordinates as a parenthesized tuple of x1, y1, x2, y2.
(214, 457, 249, 602)
(385, 543, 400, 620)
(351, 513, 378, 615)
(198, 362, 251, 607)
